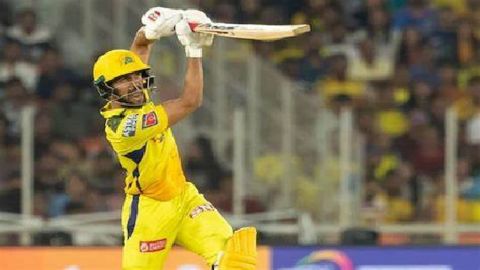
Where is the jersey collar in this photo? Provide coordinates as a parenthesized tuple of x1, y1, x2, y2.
(100, 102, 127, 118)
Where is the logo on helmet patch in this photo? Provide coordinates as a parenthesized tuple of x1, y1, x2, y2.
(124, 56, 134, 65)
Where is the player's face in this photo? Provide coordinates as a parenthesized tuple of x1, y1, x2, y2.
(111, 72, 145, 105)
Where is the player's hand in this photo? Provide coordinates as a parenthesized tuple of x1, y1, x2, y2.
(176, 10, 214, 58)
(141, 7, 183, 40)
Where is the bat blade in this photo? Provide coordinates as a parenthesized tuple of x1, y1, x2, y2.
(189, 23, 311, 41)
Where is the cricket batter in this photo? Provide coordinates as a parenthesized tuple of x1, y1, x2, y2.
(92, 7, 257, 270)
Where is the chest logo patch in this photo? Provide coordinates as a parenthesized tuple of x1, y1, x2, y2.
(142, 111, 158, 129)
(122, 114, 138, 137)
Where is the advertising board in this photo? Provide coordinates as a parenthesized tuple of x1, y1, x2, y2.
(0, 246, 271, 270)
(272, 246, 480, 270)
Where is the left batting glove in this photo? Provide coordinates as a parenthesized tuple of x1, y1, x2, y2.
(176, 10, 214, 58)
(141, 7, 183, 40)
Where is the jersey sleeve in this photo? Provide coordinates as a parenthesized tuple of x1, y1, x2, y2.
(108, 104, 169, 154)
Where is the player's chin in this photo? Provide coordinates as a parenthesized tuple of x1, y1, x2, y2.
(129, 96, 145, 105)
(129, 93, 145, 105)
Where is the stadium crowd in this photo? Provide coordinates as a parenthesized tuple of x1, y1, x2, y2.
(1, 0, 480, 245)
(200, 0, 480, 224)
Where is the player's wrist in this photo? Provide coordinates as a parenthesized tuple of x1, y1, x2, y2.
(185, 46, 202, 58)
(137, 26, 155, 42)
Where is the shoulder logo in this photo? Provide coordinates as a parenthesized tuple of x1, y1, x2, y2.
(106, 115, 123, 132)
(142, 111, 158, 129)
(122, 114, 138, 137)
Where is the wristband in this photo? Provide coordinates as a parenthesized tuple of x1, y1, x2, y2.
(185, 46, 202, 58)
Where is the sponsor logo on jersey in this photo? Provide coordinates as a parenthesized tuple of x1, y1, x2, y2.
(142, 111, 158, 128)
(189, 203, 216, 218)
(139, 239, 167, 253)
(122, 114, 138, 137)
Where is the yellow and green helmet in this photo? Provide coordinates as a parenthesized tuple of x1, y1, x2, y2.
(92, 49, 153, 100)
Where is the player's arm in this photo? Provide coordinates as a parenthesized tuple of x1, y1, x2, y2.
(161, 10, 214, 127)
(130, 27, 155, 64)
(162, 58, 203, 126)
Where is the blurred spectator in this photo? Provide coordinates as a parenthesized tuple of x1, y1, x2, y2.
(323, 23, 353, 54)
(347, 38, 395, 81)
(291, 0, 329, 33)
(382, 169, 414, 222)
(461, 175, 480, 200)
(429, 7, 458, 65)
(315, 54, 365, 108)
(322, 2, 345, 30)
(366, 6, 398, 47)
(299, 47, 327, 84)
(0, 39, 38, 91)
(404, 80, 434, 113)
(393, 0, 437, 36)
(48, 171, 89, 217)
(352, 0, 387, 29)
(437, 64, 460, 101)
(0, 112, 13, 148)
(205, 171, 265, 214)
(238, 0, 261, 23)
(373, 82, 409, 137)
(185, 136, 225, 191)
(35, 47, 82, 99)
(412, 126, 444, 177)
(34, 111, 54, 158)
(433, 0, 467, 15)
(397, 27, 425, 66)
(429, 93, 448, 134)
(1, 144, 21, 181)
(103, 171, 126, 211)
(0, 171, 21, 213)
(35, 150, 62, 193)
(363, 181, 388, 223)
(1, 78, 34, 137)
(259, 5, 286, 25)
(6, 8, 52, 62)
(214, 3, 237, 23)
(49, 139, 86, 177)
(408, 44, 440, 88)
(465, 76, 480, 144)
(48, 82, 95, 140)
(457, 19, 478, 67)
(0, 1, 12, 31)
(86, 150, 118, 193)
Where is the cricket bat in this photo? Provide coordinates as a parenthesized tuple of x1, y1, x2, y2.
(189, 22, 311, 41)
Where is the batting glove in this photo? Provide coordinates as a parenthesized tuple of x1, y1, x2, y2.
(141, 7, 183, 40)
(176, 10, 214, 58)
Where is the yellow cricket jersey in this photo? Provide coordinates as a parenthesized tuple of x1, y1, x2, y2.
(100, 101, 187, 201)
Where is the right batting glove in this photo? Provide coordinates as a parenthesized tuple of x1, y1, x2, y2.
(141, 7, 183, 40)
(176, 10, 214, 58)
